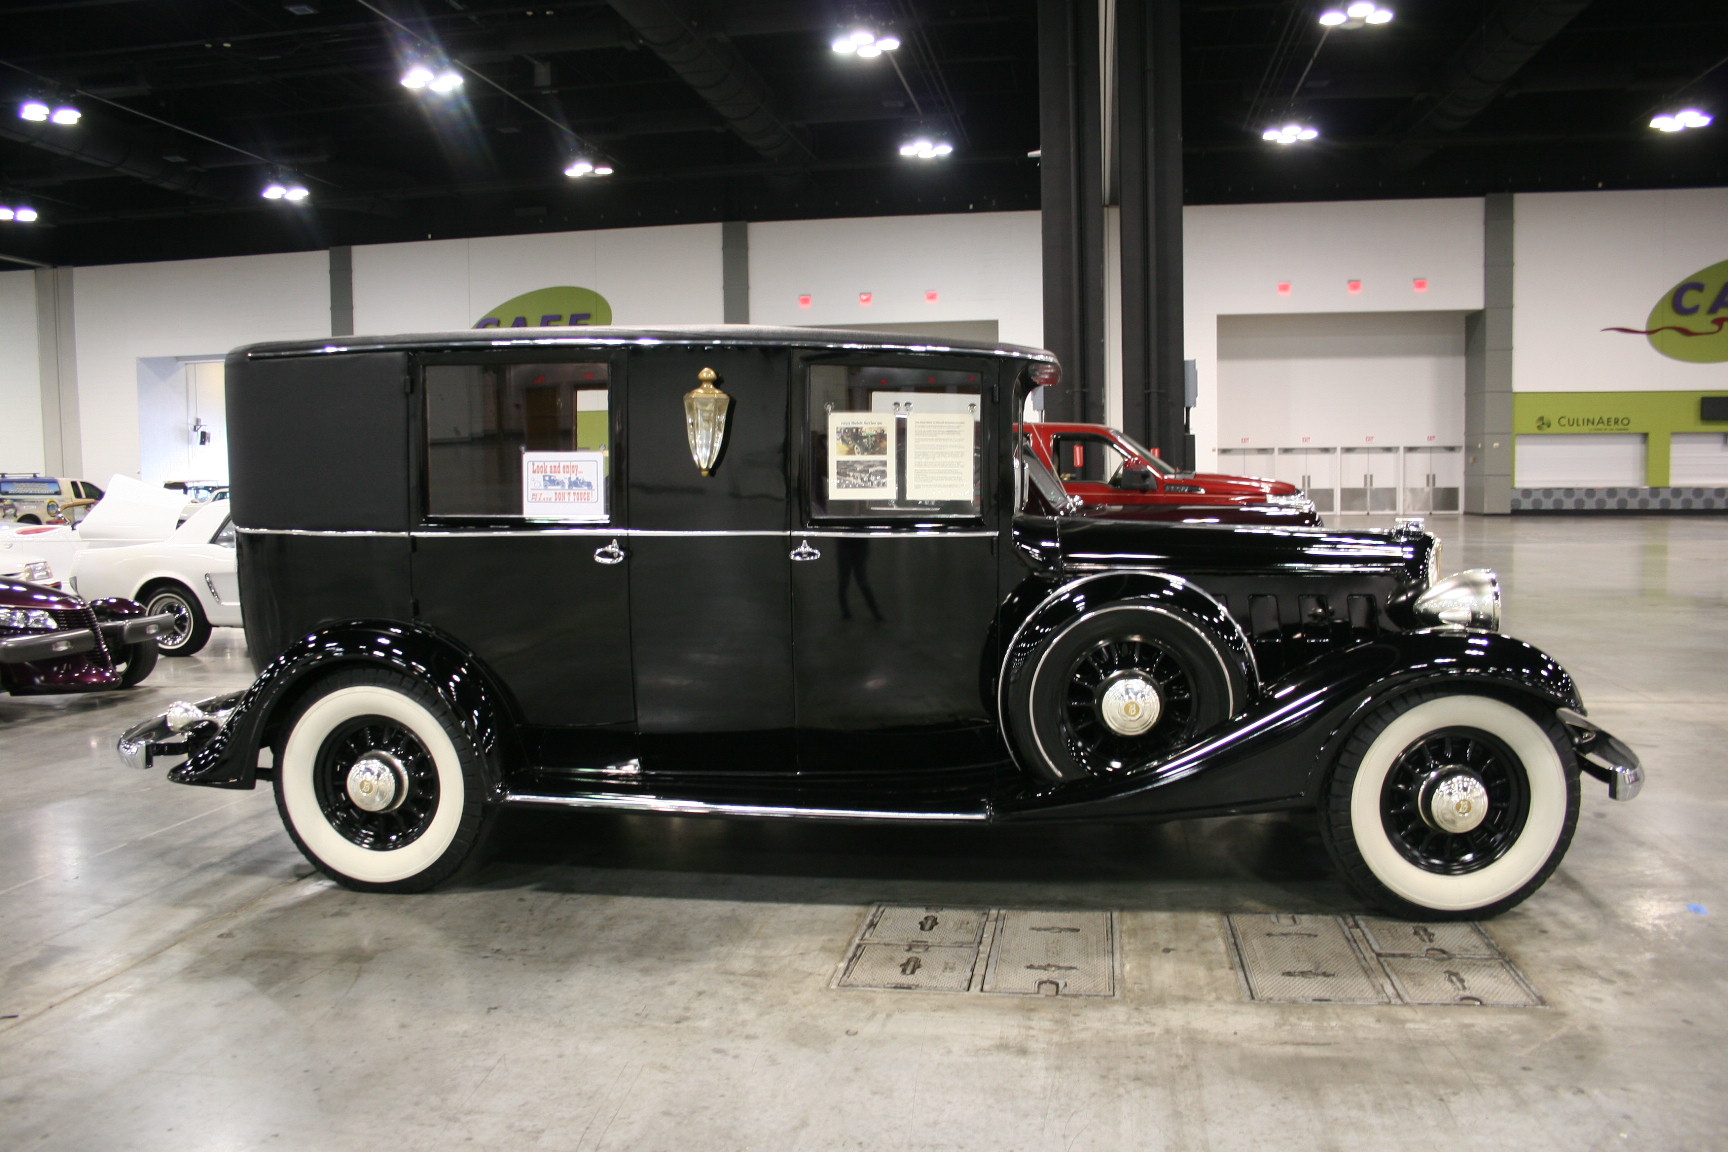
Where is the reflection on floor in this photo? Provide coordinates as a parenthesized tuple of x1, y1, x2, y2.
(2, 514, 1725, 1150)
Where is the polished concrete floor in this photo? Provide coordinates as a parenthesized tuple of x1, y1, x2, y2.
(2, 514, 1724, 1151)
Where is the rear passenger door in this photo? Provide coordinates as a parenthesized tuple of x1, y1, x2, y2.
(411, 353, 635, 761)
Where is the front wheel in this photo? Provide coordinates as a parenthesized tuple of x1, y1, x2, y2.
(115, 640, 158, 687)
(274, 668, 491, 892)
(1320, 691, 1580, 920)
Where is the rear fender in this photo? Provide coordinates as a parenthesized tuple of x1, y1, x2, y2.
(169, 621, 517, 794)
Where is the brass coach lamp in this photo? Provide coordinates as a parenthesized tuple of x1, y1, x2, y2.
(683, 367, 732, 476)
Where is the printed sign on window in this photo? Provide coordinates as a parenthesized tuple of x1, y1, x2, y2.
(905, 413, 975, 502)
(827, 413, 896, 499)
(522, 451, 607, 521)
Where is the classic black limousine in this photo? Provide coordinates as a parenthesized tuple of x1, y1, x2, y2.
(119, 326, 1640, 919)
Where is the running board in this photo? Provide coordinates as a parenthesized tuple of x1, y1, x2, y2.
(504, 791, 990, 822)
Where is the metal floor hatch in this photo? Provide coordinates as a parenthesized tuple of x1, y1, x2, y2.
(835, 905, 1119, 998)
(1225, 913, 1542, 1007)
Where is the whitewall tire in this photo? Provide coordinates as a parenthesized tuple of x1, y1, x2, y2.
(1321, 691, 1579, 920)
(274, 669, 490, 892)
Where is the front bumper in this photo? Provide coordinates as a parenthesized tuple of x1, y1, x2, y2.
(117, 690, 244, 771)
(1558, 707, 1644, 801)
(0, 611, 174, 665)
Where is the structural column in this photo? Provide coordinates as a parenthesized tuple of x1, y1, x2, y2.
(1037, 0, 1107, 424)
(1115, 0, 1188, 467)
(34, 266, 80, 476)
(1466, 194, 1514, 514)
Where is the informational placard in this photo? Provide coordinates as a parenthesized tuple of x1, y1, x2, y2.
(827, 412, 895, 499)
(905, 413, 975, 502)
(522, 451, 607, 521)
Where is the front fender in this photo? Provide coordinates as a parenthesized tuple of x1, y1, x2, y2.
(168, 621, 517, 794)
(998, 627, 1582, 820)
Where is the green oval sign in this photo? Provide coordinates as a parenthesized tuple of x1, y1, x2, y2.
(475, 286, 613, 329)
(1635, 258, 1728, 363)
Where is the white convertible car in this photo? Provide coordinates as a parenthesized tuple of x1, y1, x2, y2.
(70, 501, 240, 655)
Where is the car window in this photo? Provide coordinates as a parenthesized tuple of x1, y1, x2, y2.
(213, 517, 236, 548)
(806, 362, 985, 521)
(1050, 433, 1134, 484)
(423, 361, 612, 522)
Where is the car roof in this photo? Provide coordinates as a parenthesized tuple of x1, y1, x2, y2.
(233, 324, 1057, 363)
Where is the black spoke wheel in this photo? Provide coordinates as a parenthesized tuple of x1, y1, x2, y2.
(1380, 727, 1529, 875)
(1005, 604, 1240, 782)
(1321, 691, 1579, 920)
(274, 668, 492, 892)
(310, 716, 442, 851)
(1060, 636, 1198, 772)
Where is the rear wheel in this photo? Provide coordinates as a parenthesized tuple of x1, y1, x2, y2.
(143, 584, 211, 656)
(274, 668, 492, 892)
(1320, 691, 1579, 920)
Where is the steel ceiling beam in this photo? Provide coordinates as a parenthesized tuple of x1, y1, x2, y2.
(1381, 0, 1595, 171)
(604, 0, 814, 164)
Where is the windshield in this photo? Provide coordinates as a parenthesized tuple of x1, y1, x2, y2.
(1113, 429, 1178, 475)
(1018, 438, 1078, 516)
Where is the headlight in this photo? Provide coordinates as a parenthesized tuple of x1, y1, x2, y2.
(1266, 493, 1316, 511)
(0, 607, 58, 631)
(1, 560, 53, 584)
(1413, 569, 1500, 631)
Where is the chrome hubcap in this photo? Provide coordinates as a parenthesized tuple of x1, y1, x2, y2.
(1420, 768, 1490, 834)
(1098, 675, 1163, 736)
(345, 750, 408, 813)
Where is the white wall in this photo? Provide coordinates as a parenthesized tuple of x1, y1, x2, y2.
(352, 223, 723, 333)
(73, 251, 329, 481)
(1185, 198, 1485, 469)
(748, 212, 1044, 348)
(0, 270, 42, 472)
(1216, 311, 1467, 448)
(1514, 188, 1728, 392)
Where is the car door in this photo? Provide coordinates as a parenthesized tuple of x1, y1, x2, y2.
(1048, 428, 1156, 505)
(789, 353, 1004, 805)
(410, 352, 635, 767)
(622, 345, 797, 779)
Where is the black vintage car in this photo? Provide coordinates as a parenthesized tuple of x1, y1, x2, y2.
(118, 326, 1640, 919)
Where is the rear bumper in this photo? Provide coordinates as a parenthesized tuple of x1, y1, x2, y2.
(1557, 707, 1644, 801)
(117, 691, 244, 771)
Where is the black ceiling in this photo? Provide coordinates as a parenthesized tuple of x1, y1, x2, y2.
(1, 0, 1724, 268)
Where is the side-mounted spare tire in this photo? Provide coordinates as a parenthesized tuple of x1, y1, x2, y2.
(1320, 690, 1580, 920)
(1002, 598, 1246, 783)
(274, 667, 494, 892)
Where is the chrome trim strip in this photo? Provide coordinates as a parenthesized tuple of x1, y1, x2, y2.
(245, 331, 1057, 363)
(240, 526, 1001, 540)
(504, 791, 989, 821)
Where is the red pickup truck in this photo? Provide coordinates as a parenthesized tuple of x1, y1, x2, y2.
(1022, 422, 1314, 513)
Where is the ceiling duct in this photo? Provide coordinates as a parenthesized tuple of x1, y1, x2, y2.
(605, 0, 813, 163)
(0, 119, 229, 199)
(1381, 0, 1593, 171)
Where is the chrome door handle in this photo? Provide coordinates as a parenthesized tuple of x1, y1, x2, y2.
(593, 540, 626, 565)
(790, 539, 821, 562)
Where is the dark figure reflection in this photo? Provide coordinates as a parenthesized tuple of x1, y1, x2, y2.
(836, 537, 885, 621)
